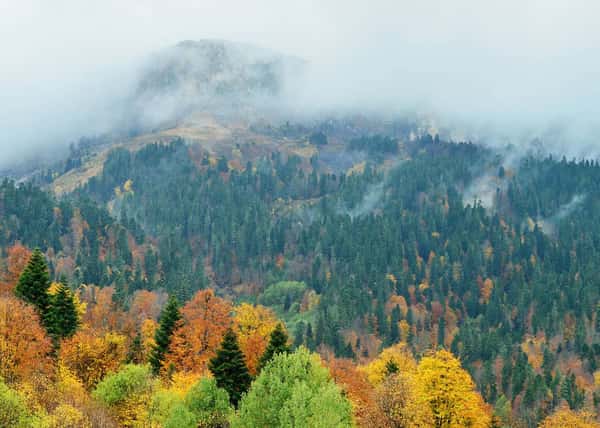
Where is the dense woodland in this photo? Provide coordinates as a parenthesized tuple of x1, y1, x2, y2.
(1, 133, 600, 427)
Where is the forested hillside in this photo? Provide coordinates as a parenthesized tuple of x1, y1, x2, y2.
(1, 131, 600, 427)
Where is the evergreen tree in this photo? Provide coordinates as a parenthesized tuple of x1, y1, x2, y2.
(46, 281, 79, 342)
(14, 249, 51, 319)
(126, 331, 144, 364)
(385, 359, 399, 376)
(258, 323, 291, 372)
(437, 316, 446, 347)
(209, 328, 252, 407)
(389, 304, 401, 344)
(293, 321, 305, 349)
(149, 295, 181, 375)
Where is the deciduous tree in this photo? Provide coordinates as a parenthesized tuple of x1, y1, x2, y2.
(164, 289, 231, 373)
(233, 303, 278, 375)
(234, 347, 352, 427)
(0, 296, 53, 383)
(539, 405, 600, 428)
(0, 243, 31, 295)
(59, 328, 127, 389)
(414, 349, 491, 428)
(361, 342, 416, 386)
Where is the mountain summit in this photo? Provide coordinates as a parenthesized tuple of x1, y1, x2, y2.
(127, 39, 306, 129)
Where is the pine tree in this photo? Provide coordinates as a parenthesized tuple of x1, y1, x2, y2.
(208, 328, 252, 407)
(14, 248, 51, 319)
(149, 295, 181, 375)
(258, 323, 290, 372)
(46, 281, 79, 342)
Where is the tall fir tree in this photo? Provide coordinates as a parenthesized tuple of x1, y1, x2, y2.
(149, 295, 181, 375)
(46, 281, 79, 342)
(208, 328, 252, 407)
(257, 323, 290, 372)
(14, 248, 51, 321)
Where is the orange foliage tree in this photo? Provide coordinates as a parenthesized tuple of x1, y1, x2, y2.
(128, 290, 166, 326)
(79, 286, 126, 334)
(0, 295, 53, 383)
(0, 243, 31, 295)
(327, 357, 386, 426)
(164, 289, 232, 373)
(233, 303, 279, 375)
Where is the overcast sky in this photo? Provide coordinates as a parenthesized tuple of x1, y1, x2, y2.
(1, 0, 600, 166)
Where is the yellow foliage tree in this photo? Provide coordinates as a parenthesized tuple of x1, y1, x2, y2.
(360, 343, 416, 386)
(539, 406, 600, 428)
(233, 303, 279, 375)
(55, 363, 88, 405)
(140, 318, 158, 362)
(414, 349, 491, 428)
(374, 371, 433, 427)
(59, 328, 127, 389)
(42, 403, 92, 428)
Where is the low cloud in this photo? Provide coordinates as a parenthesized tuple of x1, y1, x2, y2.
(2, 0, 600, 170)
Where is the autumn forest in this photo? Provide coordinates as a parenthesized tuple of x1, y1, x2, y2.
(1, 130, 600, 427)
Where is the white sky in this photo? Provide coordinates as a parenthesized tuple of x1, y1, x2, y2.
(1, 0, 600, 165)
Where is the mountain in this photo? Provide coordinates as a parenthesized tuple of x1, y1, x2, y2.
(124, 39, 307, 131)
(2, 40, 600, 427)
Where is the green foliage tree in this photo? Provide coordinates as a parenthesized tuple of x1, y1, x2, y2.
(233, 347, 353, 427)
(183, 378, 232, 428)
(257, 323, 290, 372)
(208, 328, 252, 407)
(14, 249, 50, 319)
(149, 295, 181, 375)
(164, 405, 197, 428)
(0, 380, 36, 428)
(46, 281, 79, 342)
(92, 364, 154, 407)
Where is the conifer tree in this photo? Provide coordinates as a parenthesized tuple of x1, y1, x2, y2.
(14, 249, 51, 320)
(209, 328, 252, 407)
(126, 331, 144, 364)
(149, 295, 181, 374)
(258, 323, 290, 372)
(46, 281, 79, 341)
(293, 322, 305, 348)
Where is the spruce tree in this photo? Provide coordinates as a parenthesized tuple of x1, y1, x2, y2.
(208, 328, 252, 406)
(127, 332, 144, 364)
(257, 323, 290, 372)
(149, 295, 181, 375)
(46, 281, 79, 341)
(14, 248, 51, 320)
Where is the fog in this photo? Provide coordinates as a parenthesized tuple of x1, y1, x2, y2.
(2, 0, 600, 168)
